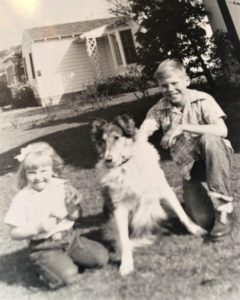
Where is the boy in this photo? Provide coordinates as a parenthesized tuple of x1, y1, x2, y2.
(138, 59, 234, 239)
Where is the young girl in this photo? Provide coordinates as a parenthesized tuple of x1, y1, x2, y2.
(4, 142, 109, 290)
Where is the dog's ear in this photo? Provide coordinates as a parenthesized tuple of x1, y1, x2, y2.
(114, 114, 136, 137)
(91, 119, 106, 136)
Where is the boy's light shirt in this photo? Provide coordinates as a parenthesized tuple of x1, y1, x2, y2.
(139, 89, 232, 145)
(4, 178, 74, 240)
(138, 89, 233, 179)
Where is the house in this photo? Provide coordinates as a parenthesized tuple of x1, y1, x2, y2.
(22, 17, 139, 106)
(202, 0, 240, 85)
(203, 0, 240, 60)
(0, 52, 20, 90)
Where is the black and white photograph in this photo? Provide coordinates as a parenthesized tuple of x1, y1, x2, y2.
(0, 0, 240, 299)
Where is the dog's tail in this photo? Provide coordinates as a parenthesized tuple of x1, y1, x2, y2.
(131, 235, 156, 249)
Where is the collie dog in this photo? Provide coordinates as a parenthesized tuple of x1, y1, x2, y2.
(91, 114, 206, 276)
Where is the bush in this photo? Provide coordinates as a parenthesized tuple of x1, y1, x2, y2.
(12, 84, 39, 108)
(96, 68, 157, 99)
(212, 31, 240, 87)
(0, 81, 12, 107)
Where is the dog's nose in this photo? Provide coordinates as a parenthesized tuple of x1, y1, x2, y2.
(105, 154, 112, 163)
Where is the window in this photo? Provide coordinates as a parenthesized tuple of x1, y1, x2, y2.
(23, 57, 29, 81)
(109, 33, 123, 66)
(119, 29, 137, 64)
(29, 53, 35, 79)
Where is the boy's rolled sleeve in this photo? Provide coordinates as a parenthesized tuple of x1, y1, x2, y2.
(201, 95, 226, 124)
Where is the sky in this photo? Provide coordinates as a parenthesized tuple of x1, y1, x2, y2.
(0, 0, 113, 51)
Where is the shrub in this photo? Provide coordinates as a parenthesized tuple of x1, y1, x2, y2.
(212, 31, 240, 87)
(0, 81, 12, 107)
(96, 67, 157, 99)
(12, 84, 39, 108)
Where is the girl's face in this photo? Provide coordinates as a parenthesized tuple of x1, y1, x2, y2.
(26, 164, 53, 191)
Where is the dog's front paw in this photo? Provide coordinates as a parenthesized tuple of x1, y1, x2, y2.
(119, 259, 134, 276)
(189, 224, 208, 236)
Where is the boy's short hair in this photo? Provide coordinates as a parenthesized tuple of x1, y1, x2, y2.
(153, 59, 187, 80)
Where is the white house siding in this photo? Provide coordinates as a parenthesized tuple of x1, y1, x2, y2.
(106, 20, 140, 76)
(203, 0, 227, 32)
(31, 38, 73, 105)
(225, 0, 240, 39)
(21, 20, 140, 105)
(22, 36, 39, 99)
(97, 36, 116, 78)
(56, 41, 94, 94)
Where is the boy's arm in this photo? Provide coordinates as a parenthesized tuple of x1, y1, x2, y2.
(181, 118, 228, 137)
(162, 118, 227, 149)
(137, 118, 159, 141)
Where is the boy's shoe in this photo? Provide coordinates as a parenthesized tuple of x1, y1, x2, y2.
(210, 211, 234, 239)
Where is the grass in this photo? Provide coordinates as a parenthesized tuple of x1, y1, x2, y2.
(0, 90, 240, 300)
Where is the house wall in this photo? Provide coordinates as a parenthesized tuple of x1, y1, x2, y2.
(225, 0, 240, 39)
(31, 38, 74, 105)
(22, 35, 39, 99)
(97, 36, 116, 78)
(203, 0, 227, 32)
(56, 40, 94, 94)
(203, 0, 240, 39)
(21, 20, 140, 106)
(107, 20, 140, 76)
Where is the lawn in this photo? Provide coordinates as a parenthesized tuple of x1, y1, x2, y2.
(0, 90, 240, 300)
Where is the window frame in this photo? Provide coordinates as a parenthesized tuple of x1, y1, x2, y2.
(108, 27, 137, 68)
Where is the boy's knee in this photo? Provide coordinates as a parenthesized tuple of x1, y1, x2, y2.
(199, 134, 221, 151)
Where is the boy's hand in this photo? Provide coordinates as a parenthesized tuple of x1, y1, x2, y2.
(161, 126, 183, 149)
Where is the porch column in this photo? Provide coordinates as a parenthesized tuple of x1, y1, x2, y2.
(85, 37, 102, 82)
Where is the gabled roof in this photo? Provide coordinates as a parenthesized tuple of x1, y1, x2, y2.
(24, 17, 121, 41)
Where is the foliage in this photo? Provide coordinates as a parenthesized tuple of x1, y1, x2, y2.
(0, 81, 12, 107)
(107, 0, 132, 16)
(96, 68, 156, 100)
(108, 0, 216, 88)
(12, 51, 25, 83)
(12, 84, 38, 108)
(211, 31, 240, 87)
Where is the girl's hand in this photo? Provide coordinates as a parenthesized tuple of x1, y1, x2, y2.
(39, 217, 58, 232)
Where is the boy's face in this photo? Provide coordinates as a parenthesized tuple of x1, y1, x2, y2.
(26, 164, 53, 191)
(157, 72, 190, 107)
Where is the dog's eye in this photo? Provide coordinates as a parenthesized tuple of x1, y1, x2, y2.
(114, 135, 120, 140)
(98, 140, 105, 145)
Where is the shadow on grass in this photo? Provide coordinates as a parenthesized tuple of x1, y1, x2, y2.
(0, 97, 160, 177)
(27, 97, 159, 131)
(0, 248, 45, 290)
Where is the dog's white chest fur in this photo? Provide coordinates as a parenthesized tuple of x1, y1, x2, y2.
(98, 141, 169, 206)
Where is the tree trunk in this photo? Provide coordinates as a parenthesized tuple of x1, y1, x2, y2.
(190, 39, 215, 91)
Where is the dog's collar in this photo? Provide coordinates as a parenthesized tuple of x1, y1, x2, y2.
(120, 156, 131, 167)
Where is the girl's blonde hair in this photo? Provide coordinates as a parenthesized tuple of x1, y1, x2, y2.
(153, 59, 187, 80)
(16, 142, 64, 189)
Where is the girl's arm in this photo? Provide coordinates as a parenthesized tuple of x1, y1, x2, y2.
(9, 217, 58, 240)
(10, 224, 40, 240)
